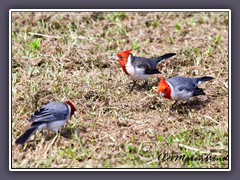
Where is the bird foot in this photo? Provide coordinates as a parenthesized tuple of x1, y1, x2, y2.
(183, 102, 191, 108)
(129, 80, 137, 93)
(170, 101, 178, 110)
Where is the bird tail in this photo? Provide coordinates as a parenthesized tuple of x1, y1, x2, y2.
(193, 87, 205, 96)
(197, 76, 214, 84)
(15, 126, 38, 144)
(156, 53, 176, 64)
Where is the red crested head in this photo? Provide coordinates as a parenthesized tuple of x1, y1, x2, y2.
(117, 49, 132, 59)
(65, 100, 76, 116)
(117, 49, 132, 75)
(157, 76, 171, 99)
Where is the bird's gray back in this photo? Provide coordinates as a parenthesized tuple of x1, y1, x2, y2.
(167, 76, 198, 90)
(132, 55, 158, 70)
(29, 102, 69, 123)
(45, 102, 69, 118)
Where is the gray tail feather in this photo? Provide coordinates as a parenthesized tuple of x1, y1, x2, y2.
(15, 126, 38, 144)
(156, 53, 176, 63)
(197, 76, 214, 84)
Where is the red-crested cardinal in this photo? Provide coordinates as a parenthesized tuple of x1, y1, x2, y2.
(15, 100, 76, 144)
(157, 76, 214, 108)
(117, 49, 176, 92)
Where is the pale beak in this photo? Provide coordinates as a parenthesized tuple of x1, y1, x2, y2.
(115, 56, 119, 60)
(159, 92, 164, 98)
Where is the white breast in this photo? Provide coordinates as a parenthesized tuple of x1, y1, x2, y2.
(46, 120, 67, 133)
(167, 81, 192, 101)
(125, 55, 150, 81)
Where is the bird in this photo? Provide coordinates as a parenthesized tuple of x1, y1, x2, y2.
(157, 76, 214, 108)
(15, 100, 76, 145)
(117, 49, 176, 92)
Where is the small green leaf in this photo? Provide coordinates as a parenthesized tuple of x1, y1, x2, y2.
(128, 153, 134, 160)
(152, 16, 158, 28)
(132, 41, 139, 50)
(169, 36, 174, 44)
(128, 145, 136, 153)
(157, 135, 164, 142)
(193, 47, 199, 53)
(30, 38, 41, 50)
(175, 23, 181, 31)
(150, 162, 159, 168)
(214, 35, 221, 44)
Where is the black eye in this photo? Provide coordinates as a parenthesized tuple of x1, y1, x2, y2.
(119, 56, 123, 58)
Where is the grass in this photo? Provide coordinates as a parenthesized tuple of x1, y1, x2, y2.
(11, 11, 229, 168)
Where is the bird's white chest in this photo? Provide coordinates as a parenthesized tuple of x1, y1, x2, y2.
(125, 56, 149, 80)
(46, 119, 68, 133)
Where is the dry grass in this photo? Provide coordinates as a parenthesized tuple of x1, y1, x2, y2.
(11, 11, 229, 168)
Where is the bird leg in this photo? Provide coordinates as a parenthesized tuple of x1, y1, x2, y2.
(170, 101, 178, 110)
(142, 80, 149, 90)
(129, 80, 137, 93)
(183, 101, 190, 108)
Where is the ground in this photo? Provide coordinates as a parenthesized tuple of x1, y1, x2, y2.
(11, 11, 229, 168)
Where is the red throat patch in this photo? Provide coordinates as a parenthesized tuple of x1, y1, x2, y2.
(157, 76, 171, 99)
(118, 60, 129, 75)
(65, 100, 76, 116)
(117, 49, 132, 75)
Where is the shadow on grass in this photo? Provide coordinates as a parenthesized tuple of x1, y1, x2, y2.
(18, 126, 87, 150)
(128, 78, 160, 92)
(171, 97, 212, 115)
(60, 126, 87, 139)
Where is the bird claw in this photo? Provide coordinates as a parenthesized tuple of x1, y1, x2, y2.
(170, 101, 178, 110)
(129, 80, 137, 93)
(183, 102, 190, 108)
(142, 81, 149, 91)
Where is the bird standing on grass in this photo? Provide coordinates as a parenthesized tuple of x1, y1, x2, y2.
(157, 76, 214, 108)
(15, 100, 76, 145)
(117, 49, 176, 92)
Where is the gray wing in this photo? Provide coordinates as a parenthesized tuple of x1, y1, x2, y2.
(176, 85, 205, 96)
(168, 76, 197, 92)
(167, 76, 207, 99)
(136, 63, 160, 74)
(132, 53, 175, 74)
(133, 56, 160, 74)
(176, 86, 195, 93)
(28, 102, 69, 123)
